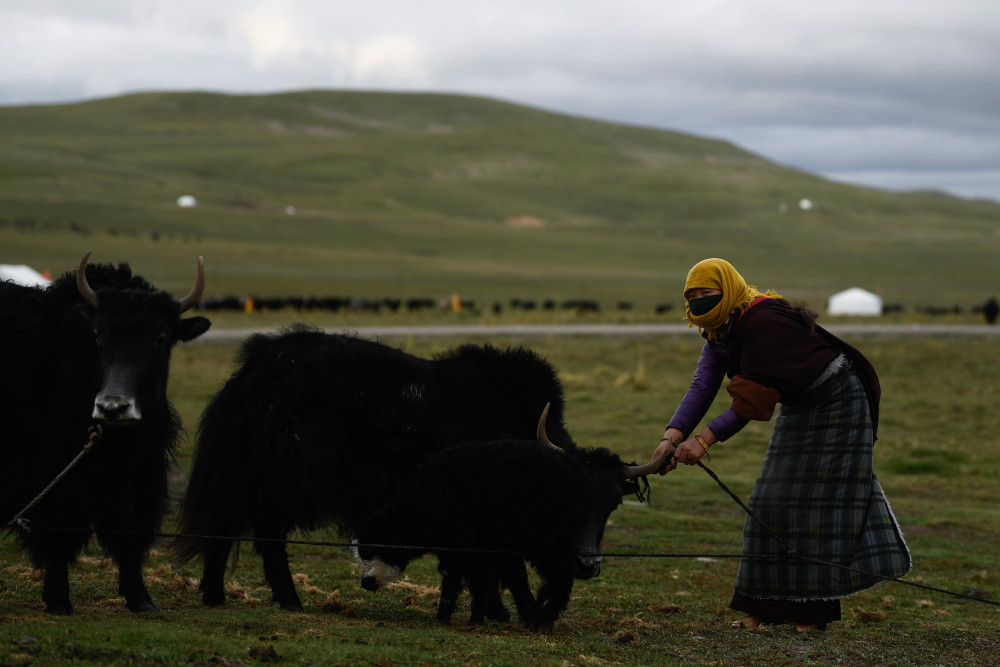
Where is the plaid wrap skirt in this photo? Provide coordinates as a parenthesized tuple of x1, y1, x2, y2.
(734, 360, 911, 601)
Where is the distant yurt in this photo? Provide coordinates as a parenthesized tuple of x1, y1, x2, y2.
(827, 288, 882, 316)
(0, 264, 51, 287)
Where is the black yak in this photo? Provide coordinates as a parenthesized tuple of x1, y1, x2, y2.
(174, 325, 575, 612)
(355, 405, 669, 632)
(0, 252, 210, 614)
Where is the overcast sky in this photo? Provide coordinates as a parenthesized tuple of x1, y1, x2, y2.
(3, 0, 999, 202)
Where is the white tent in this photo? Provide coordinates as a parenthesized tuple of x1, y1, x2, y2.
(827, 287, 882, 316)
(0, 264, 51, 287)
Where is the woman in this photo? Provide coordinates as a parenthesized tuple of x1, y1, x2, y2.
(650, 258, 910, 631)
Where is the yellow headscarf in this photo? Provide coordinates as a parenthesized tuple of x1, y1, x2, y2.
(683, 258, 782, 340)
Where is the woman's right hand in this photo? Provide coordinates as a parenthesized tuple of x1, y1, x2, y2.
(651, 428, 684, 475)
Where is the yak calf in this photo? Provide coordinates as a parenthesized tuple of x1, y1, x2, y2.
(355, 406, 669, 632)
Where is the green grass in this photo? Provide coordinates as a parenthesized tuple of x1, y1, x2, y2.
(2, 90, 999, 311)
(3, 332, 998, 665)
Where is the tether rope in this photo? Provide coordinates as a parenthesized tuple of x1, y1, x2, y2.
(7, 436, 999, 609)
(11, 522, 999, 609)
(690, 461, 1000, 608)
(7, 425, 102, 534)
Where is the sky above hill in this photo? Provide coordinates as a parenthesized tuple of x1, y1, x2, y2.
(3, 0, 998, 202)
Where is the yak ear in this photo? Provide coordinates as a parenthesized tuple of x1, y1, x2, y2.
(621, 477, 648, 503)
(179, 316, 211, 342)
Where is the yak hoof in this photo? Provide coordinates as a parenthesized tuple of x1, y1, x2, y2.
(202, 594, 225, 607)
(517, 610, 538, 628)
(527, 617, 554, 633)
(44, 602, 74, 616)
(276, 599, 304, 612)
(127, 598, 161, 613)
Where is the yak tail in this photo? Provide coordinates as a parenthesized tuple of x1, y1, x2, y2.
(171, 374, 253, 565)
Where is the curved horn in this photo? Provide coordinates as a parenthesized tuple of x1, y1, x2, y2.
(536, 403, 564, 453)
(76, 251, 99, 307)
(623, 448, 674, 479)
(175, 256, 205, 313)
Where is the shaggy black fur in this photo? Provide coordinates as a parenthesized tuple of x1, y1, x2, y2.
(0, 258, 210, 614)
(173, 325, 574, 612)
(354, 438, 643, 632)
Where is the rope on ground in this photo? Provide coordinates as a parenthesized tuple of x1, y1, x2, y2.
(9, 523, 999, 609)
(7, 446, 998, 610)
(693, 460, 1000, 608)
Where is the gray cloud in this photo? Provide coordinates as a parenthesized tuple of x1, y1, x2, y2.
(2, 0, 998, 201)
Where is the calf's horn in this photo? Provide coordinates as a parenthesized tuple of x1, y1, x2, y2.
(175, 256, 205, 313)
(623, 447, 674, 479)
(77, 251, 99, 307)
(536, 403, 564, 453)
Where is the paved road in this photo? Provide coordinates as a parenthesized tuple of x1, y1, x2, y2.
(197, 323, 1000, 345)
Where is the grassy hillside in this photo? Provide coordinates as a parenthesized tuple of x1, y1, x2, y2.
(1, 90, 998, 312)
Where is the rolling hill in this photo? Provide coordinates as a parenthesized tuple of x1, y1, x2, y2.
(1, 90, 998, 312)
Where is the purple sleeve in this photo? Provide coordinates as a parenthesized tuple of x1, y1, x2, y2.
(666, 341, 728, 436)
(708, 408, 751, 442)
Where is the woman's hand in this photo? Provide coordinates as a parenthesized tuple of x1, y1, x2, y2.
(671, 430, 716, 466)
(651, 428, 685, 475)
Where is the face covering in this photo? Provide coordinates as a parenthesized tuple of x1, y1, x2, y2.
(683, 258, 783, 340)
(688, 293, 723, 316)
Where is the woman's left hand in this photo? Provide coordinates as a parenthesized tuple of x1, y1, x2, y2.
(672, 432, 715, 466)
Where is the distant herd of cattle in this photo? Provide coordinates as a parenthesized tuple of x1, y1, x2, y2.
(0, 253, 670, 631)
(199, 293, 999, 320)
(201, 294, 618, 316)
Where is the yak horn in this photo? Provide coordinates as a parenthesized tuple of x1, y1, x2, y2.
(536, 403, 564, 453)
(623, 448, 674, 479)
(76, 251, 99, 307)
(77, 252, 205, 313)
(176, 256, 205, 313)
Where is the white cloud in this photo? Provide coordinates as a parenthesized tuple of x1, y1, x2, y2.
(351, 37, 429, 84)
(232, 10, 317, 65)
(227, 8, 431, 88)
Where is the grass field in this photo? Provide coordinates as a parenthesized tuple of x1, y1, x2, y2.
(2, 330, 998, 665)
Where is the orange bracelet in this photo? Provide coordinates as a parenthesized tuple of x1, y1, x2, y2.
(694, 434, 711, 457)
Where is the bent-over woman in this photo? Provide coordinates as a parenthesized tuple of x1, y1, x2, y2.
(650, 258, 910, 631)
